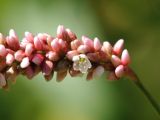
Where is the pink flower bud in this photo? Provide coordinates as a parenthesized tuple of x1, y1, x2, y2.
(46, 35, 53, 46)
(0, 44, 7, 57)
(115, 65, 124, 78)
(14, 50, 25, 62)
(113, 39, 124, 55)
(46, 51, 59, 61)
(34, 36, 43, 50)
(51, 38, 60, 52)
(9, 29, 18, 39)
(25, 43, 34, 56)
(58, 39, 68, 53)
(8, 29, 20, 50)
(42, 60, 54, 76)
(37, 33, 47, 41)
(101, 41, 112, 56)
(121, 49, 131, 65)
(77, 45, 89, 53)
(32, 54, 44, 65)
(0, 73, 6, 87)
(20, 38, 29, 49)
(25, 31, 34, 43)
(6, 36, 20, 51)
(82, 36, 94, 50)
(92, 66, 104, 78)
(71, 39, 82, 50)
(57, 25, 68, 40)
(66, 28, 77, 41)
(93, 37, 102, 51)
(6, 53, 14, 65)
(66, 50, 79, 60)
(20, 57, 30, 68)
(111, 55, 121, 67)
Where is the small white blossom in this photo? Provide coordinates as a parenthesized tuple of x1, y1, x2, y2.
(72, 54, 91, 73)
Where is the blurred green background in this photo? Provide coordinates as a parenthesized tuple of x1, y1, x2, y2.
(0, 0, 160, 120)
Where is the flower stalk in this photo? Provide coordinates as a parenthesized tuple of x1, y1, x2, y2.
(135, 79, 160, 115)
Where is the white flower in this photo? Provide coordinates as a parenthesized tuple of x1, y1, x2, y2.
(72, 54, 92, 73)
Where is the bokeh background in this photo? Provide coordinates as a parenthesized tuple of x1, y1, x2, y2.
(0, 0, 160, 120)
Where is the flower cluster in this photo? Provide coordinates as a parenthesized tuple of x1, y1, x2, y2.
(0, 25, 135, 89)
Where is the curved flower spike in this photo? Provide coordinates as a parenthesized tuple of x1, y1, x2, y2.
(0, 25, 159, 116)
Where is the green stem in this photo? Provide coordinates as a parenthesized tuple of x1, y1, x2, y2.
(134, 78, 160, 116)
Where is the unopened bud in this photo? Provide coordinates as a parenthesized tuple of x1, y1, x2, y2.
(93, 37, 102, 51)
(20, 57, 30, 68)
(121, 49, 131, 65)
(6, 53, 14, 65)
(14, 50, 25, 62)
(32, 54, 44, 65)
(113, 39, 124, 55)
(111, 55, 121, 67)
(0, 44, 7, 57)
(115, 65, 124, 78)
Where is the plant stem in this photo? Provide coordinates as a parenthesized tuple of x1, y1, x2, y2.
(134, 78, 160, 116)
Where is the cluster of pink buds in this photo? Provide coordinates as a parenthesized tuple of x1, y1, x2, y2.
(0, 25, 136, 89)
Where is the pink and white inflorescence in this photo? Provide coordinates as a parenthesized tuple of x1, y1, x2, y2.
(0, 25, 135, 89)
